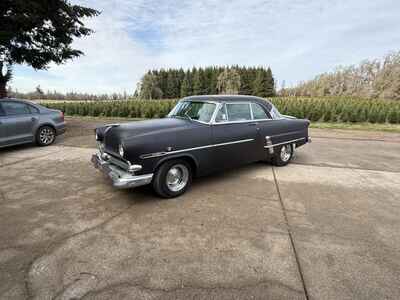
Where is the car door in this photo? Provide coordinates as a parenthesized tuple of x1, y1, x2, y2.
(211, 102, 262, 170)
(1, 101, 37, 146)
(0, 103, 8, 147)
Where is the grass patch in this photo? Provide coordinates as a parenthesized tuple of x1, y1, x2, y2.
(310, 122, 400, 133)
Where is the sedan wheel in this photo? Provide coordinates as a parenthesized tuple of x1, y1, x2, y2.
(153, 160, 192, 198)
(166, 164, 189, 192)
(272, 144, 294, 166)
(37, 126, 56, 146)
(280, 144, 293, 162)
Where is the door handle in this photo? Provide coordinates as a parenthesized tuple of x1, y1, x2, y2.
(31, 117, 38, 122)
(248, 123, 257, 126)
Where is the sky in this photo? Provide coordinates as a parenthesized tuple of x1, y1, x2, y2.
(11, 0, 400, 94)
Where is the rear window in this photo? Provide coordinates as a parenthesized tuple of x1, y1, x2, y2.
(226, 103, 252, 121)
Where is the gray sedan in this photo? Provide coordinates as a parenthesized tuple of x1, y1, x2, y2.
(0, 99, 66, 148)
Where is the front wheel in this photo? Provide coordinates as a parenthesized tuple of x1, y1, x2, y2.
(36, 126, 56, 146)
(153, 160, 192, 198)
(272, 144, 294, 166)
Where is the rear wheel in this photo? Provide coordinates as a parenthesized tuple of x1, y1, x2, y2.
(153, 159, 192, 198)
(36, 126, 56, 146)
(272, 144, 294, 166)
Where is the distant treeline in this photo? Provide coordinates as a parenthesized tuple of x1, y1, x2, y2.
(7, 86, 134, 101)
(137, 66, 275, 99)
(283, 51, 400, 100)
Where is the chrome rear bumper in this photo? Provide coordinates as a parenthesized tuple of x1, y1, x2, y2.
(91, 153, 153, 189)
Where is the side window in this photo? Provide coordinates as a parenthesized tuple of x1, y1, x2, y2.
(28, 105, 40, 114)
(215, 104, 228, 123)
(2, 102, 31, 116)
(226, 103, 252, 121)
(0, 104, 5, 116)
(251, 103, 269, 120)
(270, 105, 282, 119)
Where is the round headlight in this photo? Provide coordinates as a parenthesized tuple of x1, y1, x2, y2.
(119, 143, 124, 157)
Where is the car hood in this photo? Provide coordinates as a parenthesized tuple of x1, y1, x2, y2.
(108, 117, 191, 139)
(98, 117, 191, 154)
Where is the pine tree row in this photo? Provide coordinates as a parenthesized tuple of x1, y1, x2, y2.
(137, 66, 275, 99)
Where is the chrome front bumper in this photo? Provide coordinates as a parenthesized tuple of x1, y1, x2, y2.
(91, 153, 153, 189)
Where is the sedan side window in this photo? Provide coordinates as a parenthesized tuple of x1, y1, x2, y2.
(2, 102, 31, 116)
(215, 104, 228, 123)
(226, 103, 252, 121)
(251, 103, 269, 120)
(28, 105, 40, 114)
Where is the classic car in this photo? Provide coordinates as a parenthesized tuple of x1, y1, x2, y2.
(92, 95, 311, 198)
(0, 98, 66, 148)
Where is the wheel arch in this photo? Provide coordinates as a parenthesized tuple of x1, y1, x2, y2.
(154, 154, 199, 177)
(36, 123, 56, 134)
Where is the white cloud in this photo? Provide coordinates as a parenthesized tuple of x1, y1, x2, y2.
(12, 0, 400, 93)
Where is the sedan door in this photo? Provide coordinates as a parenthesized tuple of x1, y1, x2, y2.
(211, 102, 262, 171)
(0, 101, 37, 146)
(252, 102, 308, 157)
(0, 104, 9, 147)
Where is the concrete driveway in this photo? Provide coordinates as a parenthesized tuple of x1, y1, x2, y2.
(1, 118, 400, 300)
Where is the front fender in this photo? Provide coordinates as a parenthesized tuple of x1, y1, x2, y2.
(154, 153, 199, 176)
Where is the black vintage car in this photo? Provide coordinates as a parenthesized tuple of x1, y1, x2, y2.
(92, 95, 311, 198)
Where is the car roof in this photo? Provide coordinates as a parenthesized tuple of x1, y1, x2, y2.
(182, 95, 273, 110)
(0, 98, 35, 105)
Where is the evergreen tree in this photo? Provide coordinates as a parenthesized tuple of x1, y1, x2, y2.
(180, 73, 191, 97)
(138, 65, 275, 99)
(192, 68, 203, 95)
(265, 67, 275, 96)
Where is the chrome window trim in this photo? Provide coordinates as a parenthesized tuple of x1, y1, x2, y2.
(225, 102, 253, 123)
(251, 102, 270, 120)
(170, 99, 286, 125)
(168, 100, 220, 125)
(140, 138, 255, 159)
(211, 101, 282, 125)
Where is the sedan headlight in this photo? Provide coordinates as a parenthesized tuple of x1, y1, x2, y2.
(119, 143, 124, 157)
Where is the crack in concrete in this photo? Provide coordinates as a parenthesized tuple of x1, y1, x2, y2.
(311, 135, 400, 143)
(272, 167, 310, 300)
(81, 278, 304, 299)
(292, 162, 400, 174)
(0, 152, 57, 169)
(23, 201, 135, 300)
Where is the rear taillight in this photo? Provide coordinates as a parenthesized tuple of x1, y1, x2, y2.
(60, 111, 64, 121)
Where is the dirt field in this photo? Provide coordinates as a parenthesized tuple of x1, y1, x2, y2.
(1, 117, 400, 299)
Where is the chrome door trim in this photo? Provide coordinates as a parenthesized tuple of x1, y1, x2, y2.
(140, 138, 255, 159)
(263, 137, 306, 149)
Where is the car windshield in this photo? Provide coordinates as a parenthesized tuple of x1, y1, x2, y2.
(168, 101, 216, 123)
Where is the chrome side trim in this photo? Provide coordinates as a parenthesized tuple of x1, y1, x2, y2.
(264, 137, 306, 149)
(269, 130, 305, 138)
(140, 138, 255, 159)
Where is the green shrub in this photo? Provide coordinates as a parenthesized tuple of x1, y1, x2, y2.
(41, 97, 400, 124)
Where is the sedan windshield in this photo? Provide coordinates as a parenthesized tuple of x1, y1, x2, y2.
(168, 101, 216, 123)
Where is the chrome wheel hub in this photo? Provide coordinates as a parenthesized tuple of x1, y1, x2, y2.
(280, 144, 292, 162)
(166, 164, 189, 192)
(40, 128, 55, 145)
